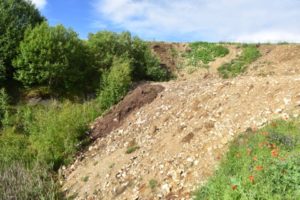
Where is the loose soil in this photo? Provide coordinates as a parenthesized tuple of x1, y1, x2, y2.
(90, 84, 164, 140)
(61, 44, 300, 200)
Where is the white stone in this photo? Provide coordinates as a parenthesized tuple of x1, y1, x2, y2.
(161, 183, 171, 194)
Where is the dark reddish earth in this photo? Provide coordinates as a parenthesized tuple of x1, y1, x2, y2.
(90, 84, 164, 140)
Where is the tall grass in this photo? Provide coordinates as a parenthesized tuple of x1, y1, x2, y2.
(0, 162, 62, 200)
(28, 100, 102, 170)
(195, 119, 300, 200)
(0, 100, 102, 199)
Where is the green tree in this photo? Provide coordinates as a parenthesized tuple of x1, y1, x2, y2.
(0, 0, 44, 85)
(13, 22, 94, 95)
(88, 31, 169, 82)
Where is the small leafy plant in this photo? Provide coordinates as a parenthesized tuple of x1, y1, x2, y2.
(149, 179, 158, 190)
(126, 146, 140, 154)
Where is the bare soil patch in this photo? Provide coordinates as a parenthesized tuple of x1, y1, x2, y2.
(90, 84, 164, 140)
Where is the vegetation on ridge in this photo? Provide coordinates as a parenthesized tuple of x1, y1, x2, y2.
(218, 44, 261, 78)
(195, 118, 300, 200)
(186, 42, 229, 66)
(0, 0, 171, 199)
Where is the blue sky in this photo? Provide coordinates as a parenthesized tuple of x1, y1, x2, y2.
(31, 0, 300, 42)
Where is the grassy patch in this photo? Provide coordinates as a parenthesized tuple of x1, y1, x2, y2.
(218, 44, 261, 78)
(82, 176, 89, 182)
(186, 42, 229, 66)
(126, 145, 140, 154)
(194, 119, 300, 200)
(149, 179, 158, 190)
(109, 163, 115, 169)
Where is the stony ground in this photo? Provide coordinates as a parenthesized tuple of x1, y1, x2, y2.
(61, 44, 300, 200)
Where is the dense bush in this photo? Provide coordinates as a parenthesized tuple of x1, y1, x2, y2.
(98, 57, 132, 110)
(0, 0, 44, 85)
(88, 31, 169, 82)
(13, 22, 95, 95)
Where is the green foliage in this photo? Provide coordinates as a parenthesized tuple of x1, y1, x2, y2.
(1, 105, 34, 134)
(195, 119, 300, 200)
(81, 176, 89, 182)
(218, 45, 261, 78)
(13, 22, 94, 95)
(98, 57, 132, 110)
(186, 42, 229, 66)
(88, 31, 169, 82)
(0, 100, 102, 170)
(27, 101, 101, 170)
(0, 162, 62, 200)
(0, 0, 44, 84)
(126, 146, 140, 154)
(0, 88, 9, 126)
(149, 179, 158, 190)
(0, 128, 33, 165)
(0, 61, 5, 84)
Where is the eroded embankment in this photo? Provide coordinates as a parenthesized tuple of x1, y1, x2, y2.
(62, 74, 300, 200)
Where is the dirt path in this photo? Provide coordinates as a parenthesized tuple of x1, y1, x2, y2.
(209, 45, 241, 74)
(178, 45, 241, 81)
(61, 44, 300, 200)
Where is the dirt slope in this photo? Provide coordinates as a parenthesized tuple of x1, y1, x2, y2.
(246, 44, 300, 76)
(61, 44, 300, 200)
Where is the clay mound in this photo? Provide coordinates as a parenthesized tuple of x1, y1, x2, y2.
(90, 84, 164, 140)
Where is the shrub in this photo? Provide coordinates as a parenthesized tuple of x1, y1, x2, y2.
(13, 22, 94, 95)
(143, 48, 169, 81)
(98, 57, 132, 110)
(88, 31, 169, 82)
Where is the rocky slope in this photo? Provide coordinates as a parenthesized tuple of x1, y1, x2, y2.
(61, 44, 300, 200)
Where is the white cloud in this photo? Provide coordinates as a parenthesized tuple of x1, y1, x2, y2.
(30, 0, 47, 10)
(237, 31, 300, 43)
(92, 0, 300, 42)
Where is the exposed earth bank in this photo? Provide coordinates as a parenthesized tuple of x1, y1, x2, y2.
(61, 44, 300, 200)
